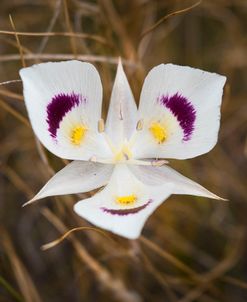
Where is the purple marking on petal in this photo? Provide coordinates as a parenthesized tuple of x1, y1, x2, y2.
(159, 93, 196, 141)
(46, 92, 86, 138)
(101, 200, 152, 216)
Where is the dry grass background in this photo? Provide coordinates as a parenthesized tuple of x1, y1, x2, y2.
(0, 0, 246, 301)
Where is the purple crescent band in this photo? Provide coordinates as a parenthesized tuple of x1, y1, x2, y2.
(159, 93, 196, 141)
(101, 200, 152, 216)
(46, 92, 86, 138)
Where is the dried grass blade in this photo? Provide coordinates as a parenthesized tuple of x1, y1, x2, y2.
(9, 15, 26, 67)
(140, 0, 202, 39)
(41, 226, 114, 250)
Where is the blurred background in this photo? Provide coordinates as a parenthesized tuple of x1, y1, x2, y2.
(0, 0, 246, 301)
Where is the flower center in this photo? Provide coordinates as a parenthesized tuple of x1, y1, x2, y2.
(70, 125, 87, 145)
(116, 194, 137, 205)
(114, 144, 132, 162)
(149, 122, 167, 144)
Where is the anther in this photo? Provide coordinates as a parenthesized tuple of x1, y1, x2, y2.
(98, 119, 105, 133)
(123, 152, 129, 160)
(136, 119, 144, 131)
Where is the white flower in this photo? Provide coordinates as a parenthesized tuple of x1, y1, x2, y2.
(20, 60, 226, 239)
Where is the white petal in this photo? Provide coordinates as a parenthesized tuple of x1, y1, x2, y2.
(74, 164, 173, 239)
(105, 59, 138, 148)
(129, 165, 224, 200)
(20, 60, 111, 160)
(24, 161, 114, 206)
(132, 64, 226, 159)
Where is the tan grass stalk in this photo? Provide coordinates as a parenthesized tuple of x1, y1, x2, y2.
(0, 99, 30, 127)
(0, 30, 110, 46)
(1, 230, 42, 302)
(9, 15, 26, 68)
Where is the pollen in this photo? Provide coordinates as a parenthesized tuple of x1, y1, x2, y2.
(149, 122, 167, 144)
(70, 125, 87, 145)
(116, 194, 137, 205)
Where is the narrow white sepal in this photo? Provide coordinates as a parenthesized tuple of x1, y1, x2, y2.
(22, 161, 114, 207)
(129, 165, 227, 201)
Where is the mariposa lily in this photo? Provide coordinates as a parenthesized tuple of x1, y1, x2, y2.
(20, 60, 226, 239)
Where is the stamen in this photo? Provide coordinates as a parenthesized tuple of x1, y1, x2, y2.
(98, 118, 105, 133)
(122, 145, 132, 160)
(136, 119, 143, 131)
(128, 159, 168, 166)
(151, 159, 167, 166)
(149, 122, 167, 144)
(89, 158, 168, 165)
(123, 152, 129, 160)
(70, 125, 87, 145)
(116, 194, 137, 205)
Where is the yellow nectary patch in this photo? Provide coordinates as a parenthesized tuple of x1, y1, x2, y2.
(116, 194, 137, 205)
(149, 122, 167, 144)
(70, 125, 87, 145)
